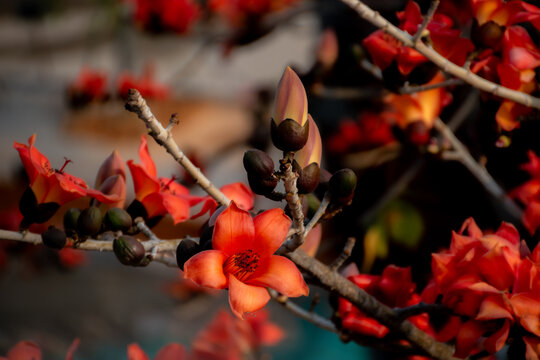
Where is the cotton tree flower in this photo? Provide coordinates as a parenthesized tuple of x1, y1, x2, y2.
(184, 202, 309, 318)
(127, 136, 202, 224)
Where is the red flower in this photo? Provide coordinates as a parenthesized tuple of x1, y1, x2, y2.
(67, 67, 108, 107)
(131, 0, 200, 34)
(184, 202, 308, 318)
(117, 65, 169, 100)
(127, 342, 186, 360)
(382, 73, 452, 144)
(363, 1, 473, 76)
(423, 218, 526, 357)
(191, 182, 254, 219)
(191, 309, 284, 360)
(127, 136, 202, 224)
(510, 151, 540, 234)
(338, 265, 430, 339)
(0, 341, 41, 360)
(13, 134, 119, 206)
(471, 0, 540, 30)
(209, 0, 297, 27)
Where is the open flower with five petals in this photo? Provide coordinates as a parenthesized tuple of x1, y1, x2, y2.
(184, 202, 309, 318)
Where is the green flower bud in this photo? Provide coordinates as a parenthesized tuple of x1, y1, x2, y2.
(104, 208, 132, 232)
(77, 206, 103, 237)
(329, 169, 357, 205)
(63, 208, 81, 235)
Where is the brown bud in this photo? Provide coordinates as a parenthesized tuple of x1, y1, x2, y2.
(113, 235, 145, 266)
(247, 173, 278, 195)
(176, 239, 200, 271)
(271, 118, 309, 152)
(41, 226, 67, 250)
(472, 20, 504, 49)
(243, 149, 275, 178)
(297, 162, 321, 194)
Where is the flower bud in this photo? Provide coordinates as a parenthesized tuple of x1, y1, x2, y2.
(94, 150, 126, 189)
(104, 207, 132, 232)
(274, 67, 308, 127)
(271, 118, 310, 152)
(296, 115, 322, 168)
(98, 175, 126, 209)
(329, 169, 357, 205)
(176, 238, 200, 271)
(247, 173, 278, 195)
(472, 20, 504, 49)
(77, 206, 103, 237)
(296, 162, 320, 194)
(63, 207, 81, 236)
(19, 187, 60, 227)
(243, 149, 275, 178)
(42, 226, 67, 249)
(113, 235, 145, 266)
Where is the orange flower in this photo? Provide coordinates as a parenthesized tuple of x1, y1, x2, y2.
(191, 182, 254, 219)
(13, 134, 119, 206)
(184, 202, 309, 318)
(127, 136, 202, 224)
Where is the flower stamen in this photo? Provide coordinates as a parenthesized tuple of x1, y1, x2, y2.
(223, 249, 260, 282)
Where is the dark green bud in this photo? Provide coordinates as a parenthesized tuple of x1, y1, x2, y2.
(270, 118, 309, 152)
(329, 169, 357, 205)
(243, 150, 275, 178)
(104, 208, 132, 232)
(176, 239, 200, 271)
(63, 208, 81, 234)
(77, 206, 103, 237)
(41, 226, 67, 250)
(113, 235, 145, 266)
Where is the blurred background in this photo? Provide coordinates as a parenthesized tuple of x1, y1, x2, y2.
(1, 0, 539, 358)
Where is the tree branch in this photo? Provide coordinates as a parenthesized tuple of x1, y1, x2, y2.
(278, 162, 306, 253)
(0, 229, 179, 268)
(339, 0, 540, 110)
(411, 0, 440, 44)
(268, 289, 337, 333)
(399, 78, 463, 95)
(330, 237, 356, 271)
(125, 89, 230, 206)
(288, 249, 459, 360)
(304, 192, 330, 235)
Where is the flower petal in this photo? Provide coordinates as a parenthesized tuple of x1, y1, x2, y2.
(184, 250, 228, 289)
(127, 343, 149, 360)
(154, 343, 187, 360)
(213, 202, 255, 255)
(138, 135, 157, 178)
(161, 192, 191, 224)
(248, 255, 308, 297)
(221, 183, 254, 211)
(228, 274, 270, 319)
(252, 208, 291, 256)
(6, 341, 42, 360)
(127, 160, 160, 201)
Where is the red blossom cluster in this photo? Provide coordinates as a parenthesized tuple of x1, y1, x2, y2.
(362, 0, 540, 133)
(422, 218, 540, 358)
(338, 265, 432, 354)
(1, 309, 283, 360)
(68, 66, 169, 109)
(129, 0, 200, 34)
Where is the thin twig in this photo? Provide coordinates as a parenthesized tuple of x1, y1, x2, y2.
(0, 229, 179, 267)
(278, 163, 306, 253)
(125, 89, 230, 206)
(411, 0, 440, 44)
(330, 237, 356, 271)
(399, 78, 463, 95)
(394, 302, 452, 321)
(304, 192, 331, 235)
(434, 118, 524, 221)
(288, 249, 459, 360)
(339, 0, 540, 110)
(268, 289, 337, 333)
(311, 85, 384, 100)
